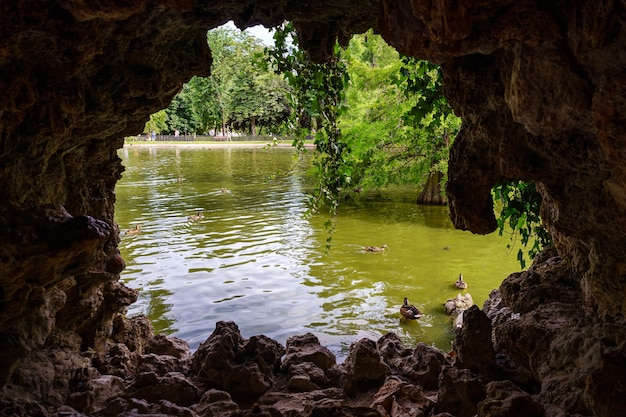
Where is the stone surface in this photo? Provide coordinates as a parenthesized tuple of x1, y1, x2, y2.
(378, 334, 449, 391)
(477, 380, 544, 417)
(1, 1, 626, 416)
(435, 366, 486, 417)
(190, 321, 284, 404)
(453, 305, 499, 382)
(340, 338, 391, 396)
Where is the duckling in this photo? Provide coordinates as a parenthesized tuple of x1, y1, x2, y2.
(400, 297, 424, 320)
(125, 224, 141, 235)
(365, 244, 388, 252)
(221, 187, 230, 194)
(455, 273, 467, 289)
(188, 211, 204, 221)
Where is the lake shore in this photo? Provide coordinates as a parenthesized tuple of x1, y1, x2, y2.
(123, 140, 315, 149)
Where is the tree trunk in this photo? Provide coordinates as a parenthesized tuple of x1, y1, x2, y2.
(417, 171, 447, 205)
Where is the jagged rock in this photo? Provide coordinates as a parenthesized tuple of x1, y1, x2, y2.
(378, 333, 449, 390)
(288, 362, 328, 387)
(371, 375, 434, 417)
(95, 343, 136, 378)
(453, 306, 499, 382)
(435, 366, 486, 417)
(281, 333, 337, 391)
(137, 353, 190, 376)
(340, 338, 391, 396)
(191, 389, 240, 417)
(258, 388, 346, 416)
(110, 314, 153, 354)
(145, 334, 192, 360)
(89, 375, 126, 415)
(95, 397, 196, 417)
(499, 248, 581, 315)
(126, 371, 200, 407)
(135, 335, 192, 376)
(190, 321, 284, 404)
(287, 374, 321, 392)
(282, 333, 337, 373)
(477, 380, 544, 417)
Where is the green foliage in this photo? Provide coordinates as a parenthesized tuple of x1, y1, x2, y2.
(339, 33, 461, 197)
(143, 27, 290, 136)
(493, 181, 553, 269)
(267, 23, 349, 247)
(144, 110, 169, 133)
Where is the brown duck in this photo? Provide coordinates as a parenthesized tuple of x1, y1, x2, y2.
(365, 244, 388, 252)
(125, 224, 141, 235)
(455, 273, 467, 289)
(400, 297, 424, 320)
(188, 211, 204, 221)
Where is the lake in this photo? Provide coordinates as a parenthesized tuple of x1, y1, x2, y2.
(115, 145, 520, 359)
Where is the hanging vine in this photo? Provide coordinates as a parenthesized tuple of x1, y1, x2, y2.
(493, 181, 553, 269)
(266, 22, 350, 248)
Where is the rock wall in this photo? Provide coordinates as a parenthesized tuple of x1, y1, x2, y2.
(1, 0, 626, 416)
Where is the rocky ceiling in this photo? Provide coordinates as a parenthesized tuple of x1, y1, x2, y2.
(1, 0, 626, 416)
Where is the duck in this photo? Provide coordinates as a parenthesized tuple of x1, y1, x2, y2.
(455, 273, 467, 289)
(400, 297, 424, 320)
(125, 224, 141, 235)
(365, 244, 388, 252)
(188, 211, 204, 221)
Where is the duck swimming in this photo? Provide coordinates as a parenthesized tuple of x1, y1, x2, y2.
(455, 273, 467, 289)
(365, 244, 388, 252)
(400, 297, 424, 320)
(125, 224, 141, 235)
(188, 211, 204, 221)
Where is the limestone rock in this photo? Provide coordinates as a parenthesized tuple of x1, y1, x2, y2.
(477, 380, 544, 417)
(258, 388, 346, 416)
(145, 334, 192, 360)
(371, 375, 434, 417)
(281, 332, 337, 389)
(282, 332, 337, 373)
(340, 338, 391, 396)
(378, 334, 449, 390)
(435, 366, 486, 417)
(191, 389, 240, 417)
(190, 321, 284, 403)
(126, 371, 200, 407)
(453, 306, 499, 382)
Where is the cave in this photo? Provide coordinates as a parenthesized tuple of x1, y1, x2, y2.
(2, 1, 626, 416)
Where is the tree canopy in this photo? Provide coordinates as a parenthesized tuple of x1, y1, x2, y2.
(144, 28, 291, 136)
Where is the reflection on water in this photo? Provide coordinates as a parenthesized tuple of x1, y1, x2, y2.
(116, 146, 520, 360)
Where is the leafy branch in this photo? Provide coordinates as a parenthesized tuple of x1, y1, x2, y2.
(493, 181, 553, 269)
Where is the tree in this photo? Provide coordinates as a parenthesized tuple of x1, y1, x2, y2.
(144, 109, 169, 134)
(165, 83, 199, 134)
(209, 28, 291, 136)
(142, 27, 292, 136)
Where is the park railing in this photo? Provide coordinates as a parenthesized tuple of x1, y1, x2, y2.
(132, 134, 290, 142)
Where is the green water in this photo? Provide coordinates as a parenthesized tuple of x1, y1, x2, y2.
(115, 145, 520, 359)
